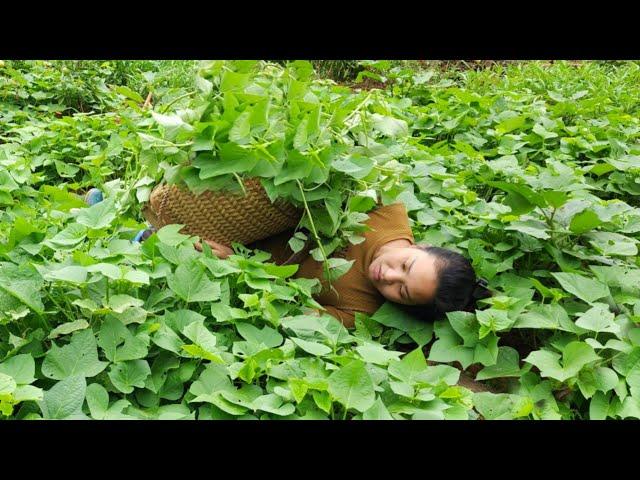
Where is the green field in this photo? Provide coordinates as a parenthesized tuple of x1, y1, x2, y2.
(1, 60, 640, 420)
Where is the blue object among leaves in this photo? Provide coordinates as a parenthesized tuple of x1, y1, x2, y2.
(84, 188, 103, 206)
(133, 228, 155, 243)
(83, 187, 153, 243)
(133, 230, 147, 242)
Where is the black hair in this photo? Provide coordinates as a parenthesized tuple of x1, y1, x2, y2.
(399, 244, 492, 322)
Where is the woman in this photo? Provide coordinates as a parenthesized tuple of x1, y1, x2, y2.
(144, 194, 497, 393)
(192, 202, 491, 328)
(93, 189, 495, 393)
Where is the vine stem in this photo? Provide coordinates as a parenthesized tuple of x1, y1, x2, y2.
(594, 350, 624, 368)
(35, 310, 51, 331)
(340, 92, 372, 135)
(160, 90, 197, 113)
(147, 140, 194, 150)
(46, 290, 73, 324)
(255, 143, 277, 162)
(296, 179, 332, 287)
(232, 173, 247, 195)
(538, 206, 558, 245)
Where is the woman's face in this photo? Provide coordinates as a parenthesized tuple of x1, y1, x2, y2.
(368, 246, 439, 306)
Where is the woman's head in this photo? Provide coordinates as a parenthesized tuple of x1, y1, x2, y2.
(368, 242, 490, 319)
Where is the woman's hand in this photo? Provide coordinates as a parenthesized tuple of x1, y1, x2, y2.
(194, 239, 234, 259)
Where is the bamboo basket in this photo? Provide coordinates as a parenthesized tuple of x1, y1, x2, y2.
(142, 178, 303, 247)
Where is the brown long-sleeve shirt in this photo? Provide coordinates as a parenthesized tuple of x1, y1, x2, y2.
(251, 203, 415, 328)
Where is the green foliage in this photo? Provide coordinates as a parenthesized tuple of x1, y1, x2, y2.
(2, 59, 640, 420)
(140, 60, 412, 281)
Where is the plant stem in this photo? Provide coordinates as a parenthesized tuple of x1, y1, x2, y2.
(256, 144, 276, 162)
(595, 350, 623, 367)
(296, 180, 332, 287)
(340, 92, 372, 134)
(45, 289, 74, 323)
(160, 90, 197, 113)
(232, 173, 247, 195)
(539, 206, 558, 245)
(35, 311, 51, 331)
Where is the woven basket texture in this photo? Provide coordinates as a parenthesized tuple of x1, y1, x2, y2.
(142, 178, 303, 245)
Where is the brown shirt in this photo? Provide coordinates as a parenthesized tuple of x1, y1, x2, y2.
(251, 203, 415, 328)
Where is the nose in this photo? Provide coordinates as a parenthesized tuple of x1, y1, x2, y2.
(382, 268, 402, 284)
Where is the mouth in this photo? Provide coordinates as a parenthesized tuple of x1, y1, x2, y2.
(373, 263, 381, 282)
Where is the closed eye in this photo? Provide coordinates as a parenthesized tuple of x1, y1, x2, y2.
(401, 285, 409, 300)
(402, 256, 417, 303)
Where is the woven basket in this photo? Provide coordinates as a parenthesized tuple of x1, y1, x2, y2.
(142, 178, 303, 246)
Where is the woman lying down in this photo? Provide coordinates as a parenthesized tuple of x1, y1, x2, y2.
(188, 202, 492, 329)
(126, 190, 495, 392)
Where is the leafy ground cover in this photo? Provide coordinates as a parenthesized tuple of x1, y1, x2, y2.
(1, 60, 639, 420)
